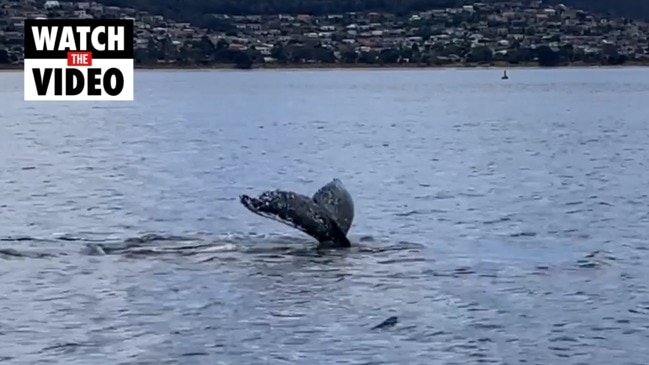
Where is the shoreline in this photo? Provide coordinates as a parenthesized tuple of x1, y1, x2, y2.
(2, 62, 648, 71)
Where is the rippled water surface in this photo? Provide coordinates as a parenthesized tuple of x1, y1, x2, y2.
(1, 68, 649, 364)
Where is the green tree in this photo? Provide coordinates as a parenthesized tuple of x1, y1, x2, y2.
(176, 43, 203, 64)
(340, 49, 358, 63)
(213, 40, 233, 62)
(270, 44, 287, 63)
(607, 53, 628, 65)
(312, 47, 336, 63)
(145, 38, 163, 60)
(215, 39, 228, 50)
(286, 45, 312, 63)
(358, 51, 378, 64)
(233, 51, 253, 69)
(536, 45, 560, 67)
(379, 48, 400, 64)
(400, 47, 413, 61)
(442, 44, 464, 58)
(558, 44, 574, 62)
(467, 45, 493, 63)
(195, 35, 215, 55)
(507, 48, 533, 64)
(134, 47, 155, 64)
(602, 43, 626, 65)
(0, 49, 9, 64)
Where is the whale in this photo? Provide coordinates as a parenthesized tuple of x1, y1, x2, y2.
(312, 178, 354, 234)
(239, 178, 354, 248)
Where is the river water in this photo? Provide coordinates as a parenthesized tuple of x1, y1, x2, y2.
(1, 68, 648, 364)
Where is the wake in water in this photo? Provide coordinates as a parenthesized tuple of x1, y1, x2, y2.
(0, 231, 618, 275)
(0, 232, 418, 261)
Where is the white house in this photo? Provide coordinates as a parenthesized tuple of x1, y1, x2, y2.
(44, 0, 60, 9)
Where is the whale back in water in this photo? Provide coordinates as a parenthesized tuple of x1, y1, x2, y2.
(240, 190, 351, 248)
(239, 179, 355, 248)
(312, 178, 354, 234)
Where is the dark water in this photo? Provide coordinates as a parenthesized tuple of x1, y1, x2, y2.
(1, 68, 649, 364)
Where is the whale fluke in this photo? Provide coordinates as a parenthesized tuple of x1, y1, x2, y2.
(312, 178, 354, 234)
(240, 190, 351, 248)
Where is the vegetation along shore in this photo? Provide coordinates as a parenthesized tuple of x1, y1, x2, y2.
(2, 0, 649, 70)
(2, 62, 649, 72)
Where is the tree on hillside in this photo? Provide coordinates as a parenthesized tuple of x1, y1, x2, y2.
(535, 45, 560, 67)
(0, 49, 9, 63)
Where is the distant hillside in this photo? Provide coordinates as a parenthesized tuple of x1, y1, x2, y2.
(77, 0, 649, 25)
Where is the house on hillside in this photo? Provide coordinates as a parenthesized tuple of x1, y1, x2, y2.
(44, 1, 60, 9)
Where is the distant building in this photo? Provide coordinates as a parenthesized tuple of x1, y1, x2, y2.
(43, 1, 60, 9)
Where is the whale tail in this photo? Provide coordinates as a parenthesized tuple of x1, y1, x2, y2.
(239, 190, 351, 248)
(312, 178, 354, 234)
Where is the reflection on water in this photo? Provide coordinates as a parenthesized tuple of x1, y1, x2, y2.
(1, 68, 649, 364)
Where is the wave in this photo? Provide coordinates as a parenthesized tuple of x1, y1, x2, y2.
(0, 232, 423, 260)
